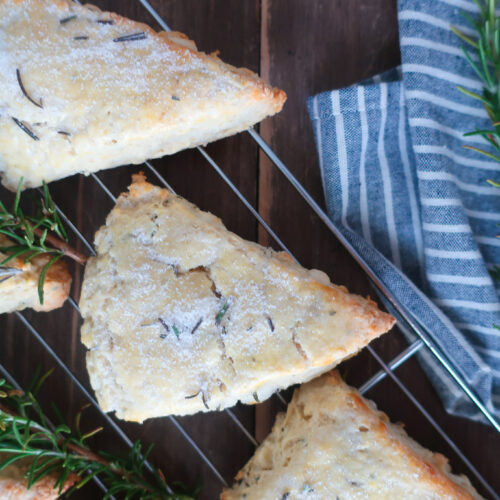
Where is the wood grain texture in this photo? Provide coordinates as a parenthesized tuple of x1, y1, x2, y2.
(0, 1, 498, 499)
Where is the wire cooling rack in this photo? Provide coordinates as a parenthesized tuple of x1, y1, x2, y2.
(1, 1, 500, 498)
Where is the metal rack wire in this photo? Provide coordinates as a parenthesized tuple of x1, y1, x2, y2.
(2, 1, 499, 498)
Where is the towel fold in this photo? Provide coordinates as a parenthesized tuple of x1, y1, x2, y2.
(307, 0, 500, 421)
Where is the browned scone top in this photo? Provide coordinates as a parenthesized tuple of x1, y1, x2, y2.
(222, 371, 484, 500)
(0, 235, 71, 313)
(80, 174, 395, 422)
(0, 453, 78, 499)
(0, 0, 286, 190)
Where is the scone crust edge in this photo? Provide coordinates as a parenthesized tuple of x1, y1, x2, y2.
(80, 175, 395, 421)
(1, 0, 286, 109)
(222, 371, 483, 500)
(0, 0, 286, 190)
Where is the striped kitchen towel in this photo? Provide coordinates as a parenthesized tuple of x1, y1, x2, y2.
(307, 0, 500, 421)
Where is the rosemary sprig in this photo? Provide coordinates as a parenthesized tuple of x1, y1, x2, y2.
(0, 178, 86, 304)
(452, 0, 500, 281)
(451, 0, 500, 160)
(0, 376, 196, 499)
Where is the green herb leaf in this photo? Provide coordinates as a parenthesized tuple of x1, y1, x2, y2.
(172, 324, 180, 338)
(215, 300, 230, 325)
(37, 254, 62, 305)
(13, 177, 23, 215)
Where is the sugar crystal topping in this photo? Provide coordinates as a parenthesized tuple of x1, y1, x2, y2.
(0, 0, 246, 132)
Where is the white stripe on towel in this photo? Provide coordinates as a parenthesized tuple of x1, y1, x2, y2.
(428, 273, 492, 285)
(421, 198, 462, 207)
(378, 83, 402, 269)
(313, 97, 326, 195)
(331, 92, 349, 228)
(417, 171, 500, 195)
(401, 37, 471, 59)
(357, 86, 372, 244)
(414, 145, 499, 171)
(409, 117, 484, 143)
(456, 322, 500, 336)
(464, 208, 500, 221)
(435, 298, 500, 311)
(424, 247, 481, 259)
(404, 64, 483, 90)
(406, 90, 485, 117)
(398, 10, 475, 36)
(476, 236, 500, 246)
(423, 222, 471, 233)
(473, 345, 500, 359)
(439, 0, 479, 12)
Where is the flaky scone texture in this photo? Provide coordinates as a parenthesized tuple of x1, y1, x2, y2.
(222, 372, 484, 500)
(0, 0, 286, 190)
(80, 175, 395, 422)
(0, 453, 77, 499)
(0, 235, 71, 313)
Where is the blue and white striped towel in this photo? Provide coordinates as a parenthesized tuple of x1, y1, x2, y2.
(307, 0, 500, 421)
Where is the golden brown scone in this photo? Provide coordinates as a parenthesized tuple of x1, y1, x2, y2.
(222, 371, 484, 500)
(0, 0, 286, 191)
(0, 235, 71, 313)
(80, 174, 395, 422)
(0, 453, 77, 499)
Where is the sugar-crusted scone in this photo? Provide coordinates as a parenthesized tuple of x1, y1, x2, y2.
(222, 372, 484, 500)
(0, 0, 286, 191)
(79, 174, 395, 422)
(0, 453, 77, 499)
(0, 235, 71, 313)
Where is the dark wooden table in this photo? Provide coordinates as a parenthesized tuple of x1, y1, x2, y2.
(1, 1, 499, 499)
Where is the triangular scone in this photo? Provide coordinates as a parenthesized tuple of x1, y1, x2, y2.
(0, 235, 71, 313)
(79, 175, 395, 421)
(222, 372, 484, 500)
(0, 0, 286, 190)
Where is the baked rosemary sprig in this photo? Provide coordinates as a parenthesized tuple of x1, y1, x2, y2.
(0, 178, 86, 304)
(0, 376, 196, 499)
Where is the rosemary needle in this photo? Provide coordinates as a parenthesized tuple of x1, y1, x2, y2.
(16, 68, 43, 109)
